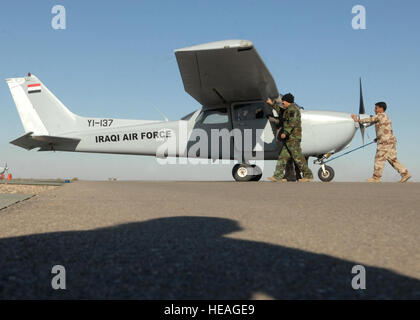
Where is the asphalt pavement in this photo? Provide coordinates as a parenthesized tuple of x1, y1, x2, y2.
(0, 181, 419, 299)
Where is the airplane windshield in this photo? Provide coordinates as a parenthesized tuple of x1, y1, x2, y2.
(181, 111, 196, 121)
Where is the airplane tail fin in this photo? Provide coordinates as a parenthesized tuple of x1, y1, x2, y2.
(5, 74, 82, 135)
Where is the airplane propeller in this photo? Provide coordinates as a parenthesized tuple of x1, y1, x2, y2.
(359, 77, 366, 144)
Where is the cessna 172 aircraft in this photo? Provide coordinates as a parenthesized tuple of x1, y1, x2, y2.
(5, 40, 370, 182)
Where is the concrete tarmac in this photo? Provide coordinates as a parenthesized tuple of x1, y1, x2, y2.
(0, 181, 419, 299)
(0, 194, 33, 210)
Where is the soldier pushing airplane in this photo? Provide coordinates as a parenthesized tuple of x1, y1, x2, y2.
(352, 102, 411, 183)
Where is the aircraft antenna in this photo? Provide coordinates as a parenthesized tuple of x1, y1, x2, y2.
(153, 106, 169, 122)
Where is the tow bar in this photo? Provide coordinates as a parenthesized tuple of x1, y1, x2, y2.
(314, 141, 376, 182)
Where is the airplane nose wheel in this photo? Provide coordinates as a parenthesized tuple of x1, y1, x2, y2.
(318, 165, 335, 182)
(232, 164, 262, 182)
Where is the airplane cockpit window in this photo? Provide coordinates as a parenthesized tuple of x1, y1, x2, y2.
(234, 103, 266, 121)
(196, 108, 229, 124)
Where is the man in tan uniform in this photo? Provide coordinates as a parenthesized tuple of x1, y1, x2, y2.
(351, 102, 411, 183)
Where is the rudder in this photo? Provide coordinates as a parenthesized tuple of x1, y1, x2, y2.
(5, 74, 82, 135)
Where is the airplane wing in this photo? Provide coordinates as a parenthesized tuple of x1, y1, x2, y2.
(175, 40, 279, 107)
(10, 132, 80, 151)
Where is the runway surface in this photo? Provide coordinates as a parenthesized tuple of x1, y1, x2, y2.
(0, 181, 419, 299)
(0, 194, 33, 210)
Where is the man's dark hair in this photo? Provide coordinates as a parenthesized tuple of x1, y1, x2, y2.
(375, 102, 387, 111)
(282, 93, 295, 103)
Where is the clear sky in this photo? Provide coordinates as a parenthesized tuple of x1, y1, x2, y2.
(0, 0, 419, 181)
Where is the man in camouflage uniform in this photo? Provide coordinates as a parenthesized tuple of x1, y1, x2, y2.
(266, 93, 313, 182)
(266, 97, 299, 181)
(351, 102, 411, 183)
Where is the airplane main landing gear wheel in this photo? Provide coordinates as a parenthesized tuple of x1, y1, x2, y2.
(318, 165, 335, 182)
(250, 165, 262, 182)
(232, 164, 252, 182)
(232, 164, 262, 182)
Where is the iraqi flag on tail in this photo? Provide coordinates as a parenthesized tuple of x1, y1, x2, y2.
(27, 83, 41, 94)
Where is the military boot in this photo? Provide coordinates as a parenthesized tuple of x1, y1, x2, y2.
(267, 177, 285, 182)
(366, 177, 381, 183)
(399, 172, 412, 183)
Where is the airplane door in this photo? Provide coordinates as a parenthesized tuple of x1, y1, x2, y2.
(188, 107, 234, 160)
(231, 101, 278, 159)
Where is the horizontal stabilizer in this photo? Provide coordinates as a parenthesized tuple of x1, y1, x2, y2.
(10, 132, 81, 151)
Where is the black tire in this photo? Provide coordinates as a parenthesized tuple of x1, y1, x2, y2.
(232, 164, 253, 182)
(250, 165, 263, 181)
(318, 165, 335, 182)
(251, 173, 263, 181)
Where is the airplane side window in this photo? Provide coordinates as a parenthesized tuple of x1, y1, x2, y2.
(199, 108, 229, 124)
(255, 108, 264, 119)
(235, 103, 266, 121)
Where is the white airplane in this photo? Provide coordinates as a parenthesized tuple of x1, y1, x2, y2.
(5, 40, 370, 182)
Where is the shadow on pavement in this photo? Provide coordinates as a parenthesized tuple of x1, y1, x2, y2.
(1, 216, 419, 299)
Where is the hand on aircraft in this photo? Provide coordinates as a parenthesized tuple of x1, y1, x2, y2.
(280, 133, 286, 139)
(351, 114, 359, 122)
(266, 98, 273, 105)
